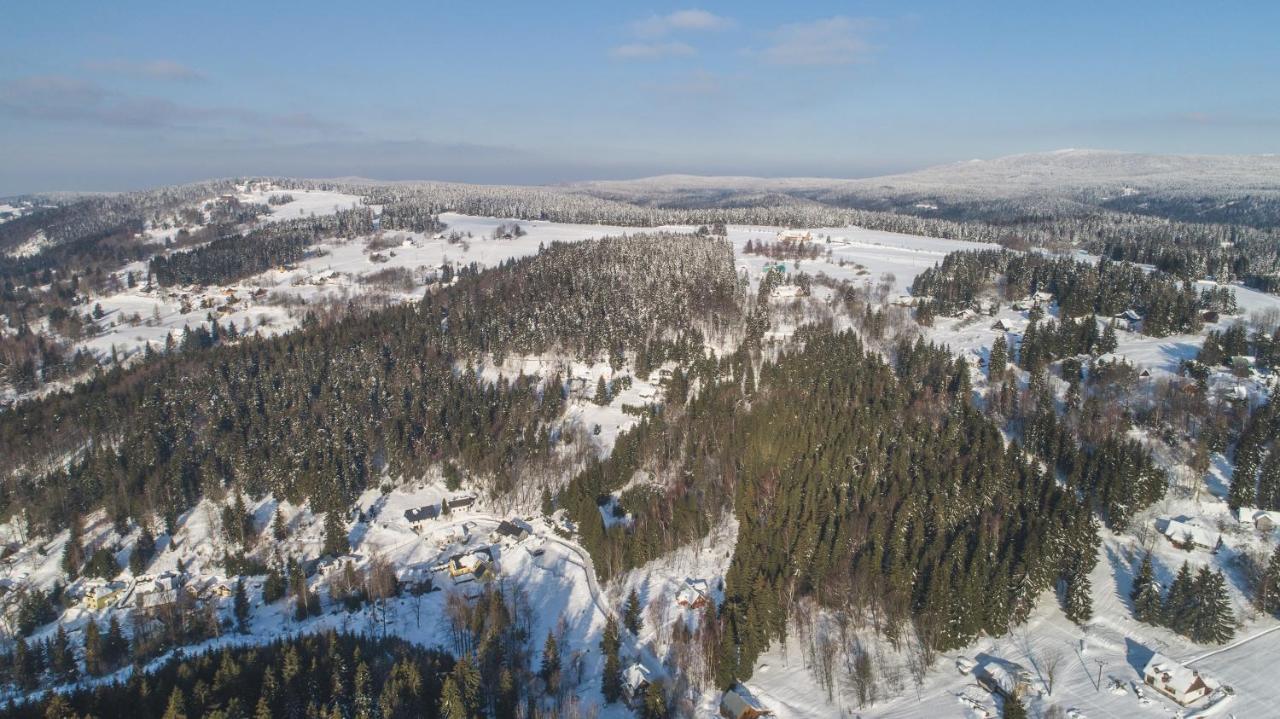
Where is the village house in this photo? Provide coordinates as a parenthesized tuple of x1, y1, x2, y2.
(991, 318, 1017, 332)
(976, 661, 1032, 699)
(719, 684, 772, 719)
(622, 662, 652, 708)
(82, 581, 127, 610)
(1142, 653, 1213, 706)
(445, 494, 477, 511)
(404, 504, 440, 531)
(676, 578, 710, 610)
(491, 518, 533, 546)
(769, 284, 804, 300)
(1236, 507, 1280, 532)
(1160, 518, 1221, 551)
(1114, 309, 1143, 331)
(776, 229, 811, 243)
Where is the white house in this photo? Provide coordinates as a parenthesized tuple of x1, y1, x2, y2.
(776, 229, 811, 243)
(976, 661, 1031, 698)
(1237, 507, 1280, 532)
(1160, 518, 1220, 550)
(404, 504, 440, 531)
(720, 684, 772, 719)
(677, 578, 710, 609)
(490, 518, 533, 546)
(622, 662, 652, 708)
(770, 284, 803, 300)
(1114, 309, 1143, 331)
(1142, 653, 1213, 706)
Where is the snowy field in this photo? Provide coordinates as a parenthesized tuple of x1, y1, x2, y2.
(5, 194, 1280, 716)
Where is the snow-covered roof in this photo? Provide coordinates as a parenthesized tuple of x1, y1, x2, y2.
(623, 663, 652, 692)
(1237, 507, 1280, 525)
(1143, 653, 1211, 694)
(1161, 518, 1219, 548)
(721, 685, 770, 717)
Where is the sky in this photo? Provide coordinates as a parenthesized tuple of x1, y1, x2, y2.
(1, 1, 1277, 194)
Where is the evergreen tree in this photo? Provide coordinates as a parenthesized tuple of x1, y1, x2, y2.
(105, 616, 128, 668)
(1163, 562, 1195, 634)
(1130, 552, 1163, 624)
(130, 523, 156, 575)
(162, 688, 188, 719)
(272, 507, 288, 541)
(641, 679, 668, 719)
(594, 376, 610, 405)
(989, 334, 1008, 382)
(1228, 459, 1258, 511)
(540, 487, 553, 516)
(323, 510, 349, 557)
(1063, 571, 1093, 625)
(49, 624, 77, 683)
(83, 620, 103, 676)
(624, 589, 643, 635)
(1099, 320, 1118, 354)
(234, 577, 251, 633)
(254, 696, 272, 719)
(1257, 544, 1280, 616)
(62, 513, 85, 578)
(1003, 693, 1028, 719)
(440, 676, 466, 719)
(600, 615, 623, 703)
(539, 631, 561, 696)
(1258, 451, 1280, 510)
(1192, 567, 1235, 644)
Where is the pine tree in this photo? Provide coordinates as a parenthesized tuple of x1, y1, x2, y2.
(1099, 320, 1118, 353)
(1130, 553, 1163, 624)
(1003, 693, 1028, 719)
(440, 676, 466, 719)
(50, 624, 77, 683)
(62, 513, 85, 578)
(162, 688, 188, 719)
(234, 577, 251, 633)
(254, 696, 273, 719)
(601, 615, 623, 703)
(1064, 571, 1093, 625)
(595, 376, 610, 405)
(272, 507, 288, 541)
(1257, 451, 1280, 510)
(1228, 462, 1258, 511)
(1163, 562, 1195, 634)
(540, 487, 553, 516)
(624, 589, 643, 635)
(540, 631, 561, 696)
(83, 620, 103, 676)
(1257, 544, 1280, 616)
(323, 510, 349, 557)
(105, 616, 128, 667)
(1192, 567, 1235, 644)
(989, 334, 1008, 382)
(641, 679, 668, 719)
(131, 523, 156, 575)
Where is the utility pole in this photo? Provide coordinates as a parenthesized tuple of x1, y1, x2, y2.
(1095, 659, 1105, 692)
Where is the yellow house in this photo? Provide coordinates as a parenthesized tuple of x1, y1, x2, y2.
(82, 582, 126, 610)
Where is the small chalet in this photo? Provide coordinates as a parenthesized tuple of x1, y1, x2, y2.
(776, 229, 811, 243)
(622, 663, 652, 708)
(446, 494, 477, 511)
(991, 318, 1016, 332)
(1142, 653, 1212, 706)
(676, 578, 710, 610)
(1237, 507, 1280, 532)
(491, 518, 533, 545)
(1160, 518, 1220, 551)
(976, 661, 1031, 699)
(82, 582, 127, 610)
(1114, 309, 1143, 331)
(404, 505, 440, 530)
(719, 685, 772, 719)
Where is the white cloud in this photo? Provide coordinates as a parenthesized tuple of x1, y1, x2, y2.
(609, 42, 697, 61)
(633, 9, 732, 37)
(84, 59, 206, 82)
(760, 17, 875, 66)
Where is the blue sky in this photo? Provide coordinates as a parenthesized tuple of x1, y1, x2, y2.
(1, 1, 1277, 194)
